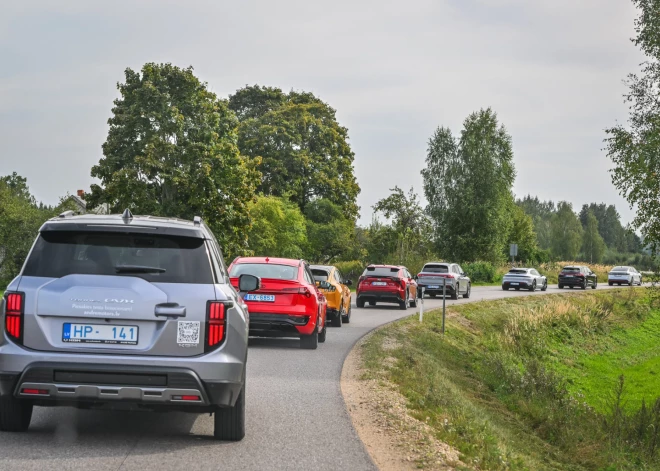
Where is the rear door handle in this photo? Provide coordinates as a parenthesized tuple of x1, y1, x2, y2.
(155, 303, 186, 319)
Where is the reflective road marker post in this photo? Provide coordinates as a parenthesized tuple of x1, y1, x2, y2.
(442, 278, 446, 334)
(419, 287, 425, 322)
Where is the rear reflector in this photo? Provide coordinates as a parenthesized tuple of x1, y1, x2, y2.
(21, 388, 48, 395)
(172, 395, 201, 401)
(4, 292, 23, 343)
(206, 302, 227, 351)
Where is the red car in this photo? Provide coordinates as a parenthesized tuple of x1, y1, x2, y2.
(228, 257, 327, 349)
(356, 264, 418, 310)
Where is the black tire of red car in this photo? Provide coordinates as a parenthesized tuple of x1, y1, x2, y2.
(318, 322, 327, 343)
(0, 396, 33, 432)
(300, 324, 319, 349)
(462, 283, 471, 299)
(343, 303, 351, 323)
(214, 372, 245, 441)
(529, 281, 536, 292)
(356, 298, 364, 308)
(399, 292, 408, 310)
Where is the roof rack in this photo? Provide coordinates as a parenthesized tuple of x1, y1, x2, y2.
(193, 216, 202, 226)
(58, 210, 75, 218)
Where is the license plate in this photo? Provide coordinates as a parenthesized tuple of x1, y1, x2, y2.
(245, 294, 275, 302)
(428, 285, 440, 289)
(63, 323, 138, 345)
(372, 282, 387, 286)
(564, 275, 573, 278)
(510, 282, 519, 286)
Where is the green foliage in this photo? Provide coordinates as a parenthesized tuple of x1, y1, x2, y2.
(333, 260, 364, 281)
(605, 0, 660, 253)
(506, 204, 538, 262)
(550, 202, 583, 260)
(87, 63, 259, 257)
(462, 261, 500, 284)
(304, 198, 355, 263)
(247, 195, 307, 259)
(422, 108, 516, 263)
(230, 85, 360, 219)
(582, 210, 606, 263)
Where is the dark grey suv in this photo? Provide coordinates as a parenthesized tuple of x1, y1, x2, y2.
(0, 210, 258, 441)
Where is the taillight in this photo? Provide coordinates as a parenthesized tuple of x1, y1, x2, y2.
(298, 287, 312, 298)
(358, 276, 365, 285)
(206, 301, 227, 352)
(4, 292, 23, 343)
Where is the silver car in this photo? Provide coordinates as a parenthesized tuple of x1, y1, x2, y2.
(608, 266, 643, 286)
(502, 268, 547, 291)
(415, 262, 471, 300)
(0, 210, 259, 441)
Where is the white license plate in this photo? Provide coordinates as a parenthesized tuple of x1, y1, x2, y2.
(428, 285, 440, 289)
(245, 294, 275, 302)
(372, 282, 387, 286)
(564, 275, 573, 278)
(63, 323, 138, 345)
(510, 282, 519, 286)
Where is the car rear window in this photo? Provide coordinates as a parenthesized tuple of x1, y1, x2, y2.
(363, 266, 400, 277)
(229, 263, 298, 280)
(422, 264, 449, 273)
(23, 231, 213, 284)
(311, 269, 330, 281)
(562, 267, 581, 273)
(508, 269, 528, 274)
(612, 266, 628, 271)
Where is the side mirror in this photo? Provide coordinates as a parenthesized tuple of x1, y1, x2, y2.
(238, 274, 260, 293)
(318, 280, 333, 290)
(344, 280, 353, 286)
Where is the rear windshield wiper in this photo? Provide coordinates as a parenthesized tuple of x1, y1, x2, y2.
(115, 265, 166, 274)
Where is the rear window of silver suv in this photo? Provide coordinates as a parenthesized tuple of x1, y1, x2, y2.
(23, 231, 214, 284)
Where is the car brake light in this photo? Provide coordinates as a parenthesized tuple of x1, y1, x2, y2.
(21, 388, 48, 395)
(206, 302, 227, 351)
(298, 287, 312, 298)
(4, 292, 23, 343)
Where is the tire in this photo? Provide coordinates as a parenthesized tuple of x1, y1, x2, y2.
(462, 284, 471, 299)
(318, 322, 327, 343)
(592, 281, 597, 290)
(0, 397, 33, 432)
(214, 375, 245, 441)
(331, 308, 342, 327)
(410, 295, 418, 308)
(399, 292, 408, 310)
(581, 281, 587, 290)
(342, 304, 351, 323)
(559, 285, 564, 289)
(369, 301, 376, 307)
(356, 298, 365, 308)
(300, 327, 319, 350)
(608, 282, 613, 286)
(502, 286, 509, 291)
(450, 286, 459, 300)
(529, 281, 536, 292)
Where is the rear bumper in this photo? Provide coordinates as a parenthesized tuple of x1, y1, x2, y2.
(558, 277, 586, 286)
(608, 277, 632, 284)
(248, 313, 315, 337)
(417, 283, 456, 295)
(502, 281, 533, 289)
(326, 308, 340, 319)
(357, 291, 405, 303)
(0, 362, 243, 410)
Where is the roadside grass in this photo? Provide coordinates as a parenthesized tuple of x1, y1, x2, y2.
(360, 288, 660, 470)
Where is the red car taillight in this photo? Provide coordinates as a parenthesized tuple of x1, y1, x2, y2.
(298, 287, 312, 298)
(4, 292, 23, 343)
(206, 301, 227, 352)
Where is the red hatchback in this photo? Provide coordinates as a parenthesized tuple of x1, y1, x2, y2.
(356, 264, 418, 310)
(228, 257, 327, 349)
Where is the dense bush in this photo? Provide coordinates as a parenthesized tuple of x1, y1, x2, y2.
(463, 261, 500, 283)
(334, 260, 365, 281)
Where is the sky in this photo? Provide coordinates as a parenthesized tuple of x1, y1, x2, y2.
(0, 0, 644, 226)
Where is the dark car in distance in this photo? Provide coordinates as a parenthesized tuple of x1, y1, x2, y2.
(558, 266, 597, 290)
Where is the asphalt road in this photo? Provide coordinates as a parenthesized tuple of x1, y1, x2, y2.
(0, 283, 630, 470)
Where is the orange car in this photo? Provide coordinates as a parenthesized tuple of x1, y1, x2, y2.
(310, 265, 353, 327)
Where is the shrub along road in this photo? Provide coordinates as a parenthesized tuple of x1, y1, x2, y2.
(0, 284, 628, 470)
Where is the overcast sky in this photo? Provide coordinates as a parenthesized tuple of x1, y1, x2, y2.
(0, 0, 643, 225)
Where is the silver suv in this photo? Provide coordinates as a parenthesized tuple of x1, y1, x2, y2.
(0, 210, 259, 441)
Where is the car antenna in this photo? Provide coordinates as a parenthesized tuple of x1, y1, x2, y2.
(122, 208, 133, 222)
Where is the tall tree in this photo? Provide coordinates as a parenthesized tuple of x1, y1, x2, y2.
(517, 195, 555, 250)
(304, 199, 355, 263)
(422, 108, 516, 262)
(605, 0, 660, 253)
(507, 204, 539, 262)
(230, 86, 360, 219)
(247, 195, 307, 259)
(582, 210, 606, 263)
(87, 63, 259, 256)
(550, 202, 583, 260)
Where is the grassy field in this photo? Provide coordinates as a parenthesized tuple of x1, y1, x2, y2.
(361, 288, 660, 470)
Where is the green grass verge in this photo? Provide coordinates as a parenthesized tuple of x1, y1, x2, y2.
(361, 288, 660, 470)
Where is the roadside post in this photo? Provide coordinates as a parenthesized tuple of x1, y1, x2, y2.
(419, 287, 425, 322)
(442, 278, 446, 334)
(510, 243, 518, 265)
